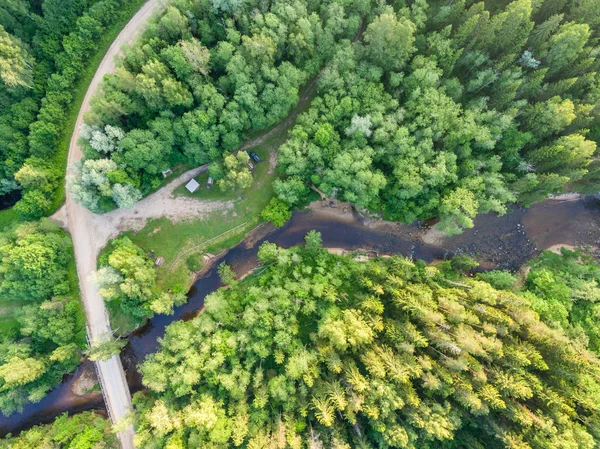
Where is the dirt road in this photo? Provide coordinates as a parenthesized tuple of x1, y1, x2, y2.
(53, 54, 324, 260)
(52, 5, 328, 447)
(53, 164, 233, 259)
(63, 1, 167, 447)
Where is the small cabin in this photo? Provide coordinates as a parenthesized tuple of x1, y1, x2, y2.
(154, 256, 165, 267)
(207, 177, 214, 189)
(185, 178, 200, 193)
(161, 168, 172, 178)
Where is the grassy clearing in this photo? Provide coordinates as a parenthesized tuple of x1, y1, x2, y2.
(106, 299, 145, 336)
(123, 142, 279, 292)
(48, 0, 149, 214)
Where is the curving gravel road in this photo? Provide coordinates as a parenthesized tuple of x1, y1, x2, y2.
(55, 3, 322, 447)
(63, 1, 166, 447)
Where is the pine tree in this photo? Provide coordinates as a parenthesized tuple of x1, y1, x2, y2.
(134, 238, 600, 448)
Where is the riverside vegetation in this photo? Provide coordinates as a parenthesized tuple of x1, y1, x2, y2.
(94, 236, 188, 332)
(132, 233, 600, 449)
(69, 0, 600, 234)
(0, 220, 86, 416)
(3, 0, 600, 446)
(0, 411, 116, 448)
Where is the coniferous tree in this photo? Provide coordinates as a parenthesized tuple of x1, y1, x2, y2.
(134, 237, 600, 449)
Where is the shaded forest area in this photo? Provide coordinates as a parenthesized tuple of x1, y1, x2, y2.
(0, 0, 146, 219)
(133, 234, 600, 449)
(70, 0, 600, 235)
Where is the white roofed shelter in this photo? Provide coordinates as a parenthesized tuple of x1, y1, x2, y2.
(185, 178, 200, 193)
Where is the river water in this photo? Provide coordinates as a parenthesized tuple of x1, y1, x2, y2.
(2, 196, 600, 436)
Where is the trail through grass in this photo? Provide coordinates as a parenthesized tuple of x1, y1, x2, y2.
(124, 143, 278, 292)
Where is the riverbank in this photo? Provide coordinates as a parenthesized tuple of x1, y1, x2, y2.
(124, 194, 600, 370)
(111, 72, 322, 304)
(309, 195, 600, 267)
(3, 195, 600, 438)
(0, 361, 104, 437)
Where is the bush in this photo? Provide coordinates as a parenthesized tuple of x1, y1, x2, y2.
(261, 197, 292, 227)
(186, 253, 204, 272)
(476, 270, 517, 290)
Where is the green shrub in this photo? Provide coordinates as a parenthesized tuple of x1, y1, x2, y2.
(261, 197, 292, 227)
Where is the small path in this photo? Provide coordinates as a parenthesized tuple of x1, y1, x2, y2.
(80, 164, 233, 257)
(239, 76, 319, 151)
(168, 221, 248, 270)
(55, 66, 322, 255)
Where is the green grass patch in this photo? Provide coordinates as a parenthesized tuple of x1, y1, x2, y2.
(106, 299, 144, 336)
(123, 143, 279, 291)
(0, 208, 20, 230)
(48, 0, 149, 214)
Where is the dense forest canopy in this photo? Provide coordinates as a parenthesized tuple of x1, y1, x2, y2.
(71, 0, 600, 234)
(133, 235, 600, 449)
(69, 0, 365, 212)
(0, 220, 86, 416)
(0, 0, 147, 219)
(2, 0, 600, 446)
(0, 411, 116, 448)
(524, 247, 600, 353)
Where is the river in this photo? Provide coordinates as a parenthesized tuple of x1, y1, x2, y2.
(2, 195, 599, 436)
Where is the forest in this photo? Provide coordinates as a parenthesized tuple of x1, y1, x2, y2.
(0, 411, 116, 448)
(0, 220, 86, 416)
(69, 0, 600, 234)
(0, 0, 147, 220)
(132, 234, 600, 449)
(522, 247, 600, 353)
(69, 0, 361, 212)
(2, 0, 600, 447)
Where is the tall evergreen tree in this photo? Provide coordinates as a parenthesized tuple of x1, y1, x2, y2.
(134, 238, 600, 449)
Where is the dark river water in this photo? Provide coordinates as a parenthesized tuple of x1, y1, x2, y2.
(2, 196, 599, 437)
